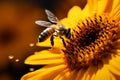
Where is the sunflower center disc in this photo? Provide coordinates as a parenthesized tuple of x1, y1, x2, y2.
(62, 16, 119, 70)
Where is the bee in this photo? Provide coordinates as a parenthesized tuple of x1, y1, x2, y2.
(35, 9, 72, 46)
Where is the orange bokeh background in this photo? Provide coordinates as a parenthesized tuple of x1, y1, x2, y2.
(0, 0, 86, 80)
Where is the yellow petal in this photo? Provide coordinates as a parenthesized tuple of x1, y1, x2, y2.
(107, 55, 120, 76)
(53, 69, 70, 80)
(25, 58, 64, 65)
(87, 0, 98, 15)
(61, 6, 82, 29)
(111, 0, 120, 11)
(81, 4, 91, 19)
(68, 70, 78, 80)
(113, 9, 120, 21)
(109, 72, 116, 80)
(81, 64, 98, 80)
(103, 0, 113, 13)
(67, 6, 82, 20)
(97, 0, 113, 15)
(21, 64, 66, 80)
(61, 18, 77, 29)
(109, 0, 120, 19)
(94, 64, 112, 80)
(25, 50, 64, 65)
(75, 68, 87, 80)
(21, 65, 56, 80)
(116, 49, 120, 56)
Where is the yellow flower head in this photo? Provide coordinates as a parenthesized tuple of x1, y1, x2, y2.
(21, 0, 120, 80)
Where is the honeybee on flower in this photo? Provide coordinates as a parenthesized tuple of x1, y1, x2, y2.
(35, 9, 72, 46)
(21, 0, 120, 80)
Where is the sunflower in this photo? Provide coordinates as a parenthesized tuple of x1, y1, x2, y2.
(21, 0, 120, 80)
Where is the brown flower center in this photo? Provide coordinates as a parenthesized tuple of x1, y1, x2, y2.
(62, 15, 119, 70)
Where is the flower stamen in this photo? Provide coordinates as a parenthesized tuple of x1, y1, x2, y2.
(62, 15, 119, 70)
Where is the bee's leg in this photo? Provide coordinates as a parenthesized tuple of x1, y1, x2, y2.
(50, 35, 54, 46)
(60, 36, 66, 47)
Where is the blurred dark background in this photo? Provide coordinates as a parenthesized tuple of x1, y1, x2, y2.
(0, 0, 86, 80)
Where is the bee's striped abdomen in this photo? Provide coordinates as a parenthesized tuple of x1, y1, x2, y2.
(38, 28, 54, 42)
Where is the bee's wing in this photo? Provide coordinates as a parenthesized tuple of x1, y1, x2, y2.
(35, 20, 52, 27)
(45, 9, 58, 24)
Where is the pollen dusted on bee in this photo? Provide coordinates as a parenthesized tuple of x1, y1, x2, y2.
(62, 15, 119, 70)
